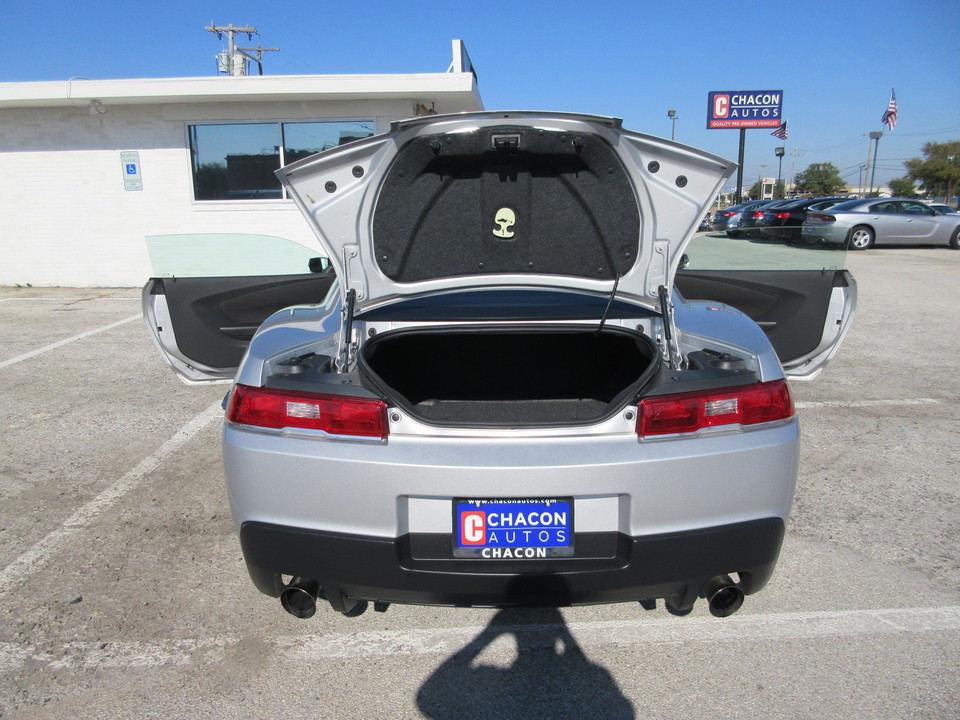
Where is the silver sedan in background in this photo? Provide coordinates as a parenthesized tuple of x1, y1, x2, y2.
(802, 197, 960, 250)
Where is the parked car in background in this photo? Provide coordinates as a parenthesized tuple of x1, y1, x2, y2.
(759, 197, 848, 243)
(143, 112, 856, 620)
(927, 203, 958, 215)
(736, 200, 781, 238)
(803, 197, 960, 249)
(712, 200, 776, 237)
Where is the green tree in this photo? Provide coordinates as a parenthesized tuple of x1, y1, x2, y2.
(888, 177, 918, 197)
(793, 163, 845, 196)
(904, 140, 960, 199)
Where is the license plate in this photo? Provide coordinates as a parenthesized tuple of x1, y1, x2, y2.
(453, 498, 574, 559)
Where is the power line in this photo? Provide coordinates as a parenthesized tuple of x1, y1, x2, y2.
(889, 125, 960, 137)
(257, 34, 322, 75)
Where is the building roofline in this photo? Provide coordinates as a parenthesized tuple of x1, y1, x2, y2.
(0, 72, 481, 109)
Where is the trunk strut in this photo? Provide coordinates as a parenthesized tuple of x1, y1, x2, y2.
(658, 285, 682, 370)
(337, 288, 357, 372)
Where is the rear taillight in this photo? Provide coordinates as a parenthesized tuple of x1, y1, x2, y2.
(637, 380, 793, 437)
(721, 211, 736, 217)
(751, 211, 765, 218)
(809, 213, 836, 223)
(774, 212, 791, 219)
(226, 384, 388, 439)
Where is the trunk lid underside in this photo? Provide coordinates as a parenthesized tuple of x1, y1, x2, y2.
(278, 112, 734, 315)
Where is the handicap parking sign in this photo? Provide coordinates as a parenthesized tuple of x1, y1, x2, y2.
(120, 151, 142, 191)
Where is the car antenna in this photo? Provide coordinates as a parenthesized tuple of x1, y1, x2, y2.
(596, 273, 621, 334)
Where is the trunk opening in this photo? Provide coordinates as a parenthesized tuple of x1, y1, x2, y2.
(360, 326, 659, 426)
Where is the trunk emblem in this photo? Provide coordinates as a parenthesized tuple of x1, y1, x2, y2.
(492, 207, 516, 239)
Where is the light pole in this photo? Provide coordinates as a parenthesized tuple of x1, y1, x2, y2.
(775, 146, 785, 199)
(868, 131, 883, 196)
(667, 109, 677, 141)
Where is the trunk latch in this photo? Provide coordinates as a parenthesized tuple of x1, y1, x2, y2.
(492, 134, 520, 151)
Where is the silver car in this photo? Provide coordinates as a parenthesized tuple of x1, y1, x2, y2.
(802, 197, 960, 250)
(144, 112, 855, 619)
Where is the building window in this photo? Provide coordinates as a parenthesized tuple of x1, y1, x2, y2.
(189, 120, 376, 201)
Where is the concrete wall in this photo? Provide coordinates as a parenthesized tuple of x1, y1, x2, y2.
(0, 100, 416, 286)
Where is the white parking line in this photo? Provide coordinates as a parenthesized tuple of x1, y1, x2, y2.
(795, 398, 940, 409)
(0, 314, 141, 370)
(0, 399, 224, 598)
(0, 297, 138, 303)
(0, 606, 957, 672)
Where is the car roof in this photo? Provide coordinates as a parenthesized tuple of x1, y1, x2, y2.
(830, 197, 932, 212)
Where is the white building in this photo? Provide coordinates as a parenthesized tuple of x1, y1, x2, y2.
(0, 41, 483, 286)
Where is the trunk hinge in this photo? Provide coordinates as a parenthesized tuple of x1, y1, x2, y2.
(337, 288, 357, 373)
(658, 285, 682, 370)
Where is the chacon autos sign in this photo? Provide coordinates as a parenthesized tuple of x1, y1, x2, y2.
(707, 90, 783, 129)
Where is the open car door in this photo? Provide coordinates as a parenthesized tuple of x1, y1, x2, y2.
(676, 232, 856, 380)
(143, 234, 335, 384)
(144, 232, 855, 385)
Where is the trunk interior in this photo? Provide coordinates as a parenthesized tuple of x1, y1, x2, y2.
(360, 326, 659, 426)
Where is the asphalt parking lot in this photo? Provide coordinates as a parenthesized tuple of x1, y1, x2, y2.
(1, 248, 958, 719)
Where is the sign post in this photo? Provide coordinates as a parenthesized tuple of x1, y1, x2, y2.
(707, 90, 784, 203)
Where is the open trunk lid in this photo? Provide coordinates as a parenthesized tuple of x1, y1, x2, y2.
(277, 112, 734, 315)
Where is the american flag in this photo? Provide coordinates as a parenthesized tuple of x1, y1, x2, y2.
(770, 121, 788, 139)
(882, 89, 898, 130)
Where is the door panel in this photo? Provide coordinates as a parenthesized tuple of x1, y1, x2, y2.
(143, 233, 335, 383)
(144, 272, 335, 383)
(675, 269, 855, 377)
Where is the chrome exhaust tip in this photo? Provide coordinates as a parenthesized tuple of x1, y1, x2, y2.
(703, 574, 745, 618)
(279, 577, 321, 619)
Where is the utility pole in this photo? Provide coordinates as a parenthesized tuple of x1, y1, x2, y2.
(789, 148, 803, 189)
(206, 23, 279, 76)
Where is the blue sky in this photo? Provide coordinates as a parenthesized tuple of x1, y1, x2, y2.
(4, 0, 959, 190)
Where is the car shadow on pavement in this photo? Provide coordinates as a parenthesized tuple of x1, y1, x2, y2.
(416, 604, 635, 719)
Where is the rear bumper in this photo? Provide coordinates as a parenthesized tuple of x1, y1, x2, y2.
(240, 517, 785, 611)
(802, 225, 846, 244)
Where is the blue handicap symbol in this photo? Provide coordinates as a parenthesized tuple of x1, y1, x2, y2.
(125, 163, 137, 175)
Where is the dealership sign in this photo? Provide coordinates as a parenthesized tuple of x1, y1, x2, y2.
(707, 90, 783, 129)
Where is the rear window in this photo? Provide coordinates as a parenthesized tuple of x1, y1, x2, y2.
(825, 200, 867, 212)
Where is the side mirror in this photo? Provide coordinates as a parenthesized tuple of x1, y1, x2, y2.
(308, 257, 329, 273)
(678, 253, 690, 270)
